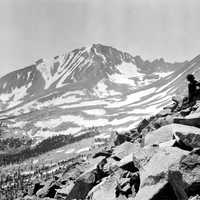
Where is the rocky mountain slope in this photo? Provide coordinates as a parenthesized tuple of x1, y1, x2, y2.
(2, 93, 200, 200)
(1, 44, 200, 199)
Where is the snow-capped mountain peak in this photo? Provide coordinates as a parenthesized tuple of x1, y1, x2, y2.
(1, 44, 200, 143)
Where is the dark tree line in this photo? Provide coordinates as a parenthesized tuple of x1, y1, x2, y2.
(0, 137, 32, 151)
(0, 128, 100, 166)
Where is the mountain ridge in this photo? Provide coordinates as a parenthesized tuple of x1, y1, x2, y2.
(0, 44, 187, 112)
(0, 44, 200, 148)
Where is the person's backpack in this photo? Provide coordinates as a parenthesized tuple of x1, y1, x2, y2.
(195, 81, 200, 99)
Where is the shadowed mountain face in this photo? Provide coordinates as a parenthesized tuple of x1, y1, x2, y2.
(0, 44, 200, 143)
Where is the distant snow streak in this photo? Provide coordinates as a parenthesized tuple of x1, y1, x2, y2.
(0, 82, 32, 109)
(106, 87, 156, 108)
(117, 62, 144, 79)
(83, 109, 106, 116)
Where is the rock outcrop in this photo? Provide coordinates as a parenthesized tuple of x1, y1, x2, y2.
(134, 147, 189, 200)
(145, 123, 200, 149)
(22, 98, 200, 200)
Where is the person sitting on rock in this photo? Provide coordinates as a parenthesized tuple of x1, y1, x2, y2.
(186, 74, 200, 105)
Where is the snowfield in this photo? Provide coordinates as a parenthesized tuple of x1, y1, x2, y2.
(109, 74, 136, 87)
(76, 147, 90, 154)
(154, 71, 173, 78)
(83, 109, 106, 116)
(106, 87, 156, 108)
(116, 62, 144, 79)
(93, 80, 121, 98)
(0, 82, 32, 109)
(64, 148, 75, 154)
(109, 116, 141, 126)
(56, 149, 64, 153)
(35, 115, 109, 129)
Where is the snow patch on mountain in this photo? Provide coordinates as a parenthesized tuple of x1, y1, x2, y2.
(35, 130, 71, 138)
(56, 51, 90, 88)
(35, 115, 109, 129)
(156, 64, 196, 93)
(109, 116, 141, 126)
(2, 82, 7, 89)
(83, 109, 106, 116)
(65, 148, 75, 154)
(109, 74, 136, 87)
(76, 147, 90, 154)
(10, 121, 27, 128)
(56, 149, 64, 153)
(37, 52, 88, 90)
(128, 87, 172, 107)
(60, 100, 108, 109)
(93, 47, 107, 64)
(128, 104, 163, 115)
(63, 95, 82, 103)
(36, 95, 81, 109)
(36, 58, 58, 89)
(37, 54, 78, 90)
(62, 90, 85, 97)
(0, 82, 32, 109)
(93, 80, 121, 98)
(154, 71, 173, 78)
(35, 118, 64, 129)
(107, 87, 156, 108)
(94, 133, 111, 140)
(117, 62, 143, 78)
(116, 121, 140, 132)
(0, 92, 13, 102)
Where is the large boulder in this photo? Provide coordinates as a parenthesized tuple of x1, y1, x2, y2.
(118, 145, 158, 171)
(174, 111, 200, 128)
(93, 149, 113, 159)
(112, 142, 141, 160)
(96, 143, 141, 175)
(144, 125, 174, 146)
(55, 182, 74, 199)
(86, 174, 119, 200)
(112, 132, 133, 146)
(145, 124, 200, 149)
(189, 195, 200, 200)
(65, 168, 98, 200)
(158, 139, 177, 148)
(32, 182, 45, 195)
(134, 147, 189, 200)
(179, 149, 200, 197)
(137, 119, 150, 133)
(36, 181, 61, 198)
(180, 108, 192, 117)
(101, 157, 119, 174)
(156, 108, 172, 118)
(65, 156, 109, 200)
(86, 169, 139, 200)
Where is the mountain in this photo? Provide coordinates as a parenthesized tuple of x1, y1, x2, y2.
(1, 44, 200, 200)
(0, 44, 199, 145)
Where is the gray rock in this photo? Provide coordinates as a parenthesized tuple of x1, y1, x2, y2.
(66, 169, 97, 200)
(112, 142, 141, 161)
(174, 111, 200, 128)
(179, 149, 200, 197)
(145, 123, 200, 149)
(134, 147, 189, 200)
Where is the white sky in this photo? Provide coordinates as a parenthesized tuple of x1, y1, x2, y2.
(0, 0, 200, 77)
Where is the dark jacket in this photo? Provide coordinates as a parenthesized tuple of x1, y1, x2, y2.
(188, 80, 200, 102)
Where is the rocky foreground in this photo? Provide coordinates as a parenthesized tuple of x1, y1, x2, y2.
(9, 100, 200, 199)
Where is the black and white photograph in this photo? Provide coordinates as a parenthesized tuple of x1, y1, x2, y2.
(0, 0, 200, 199)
